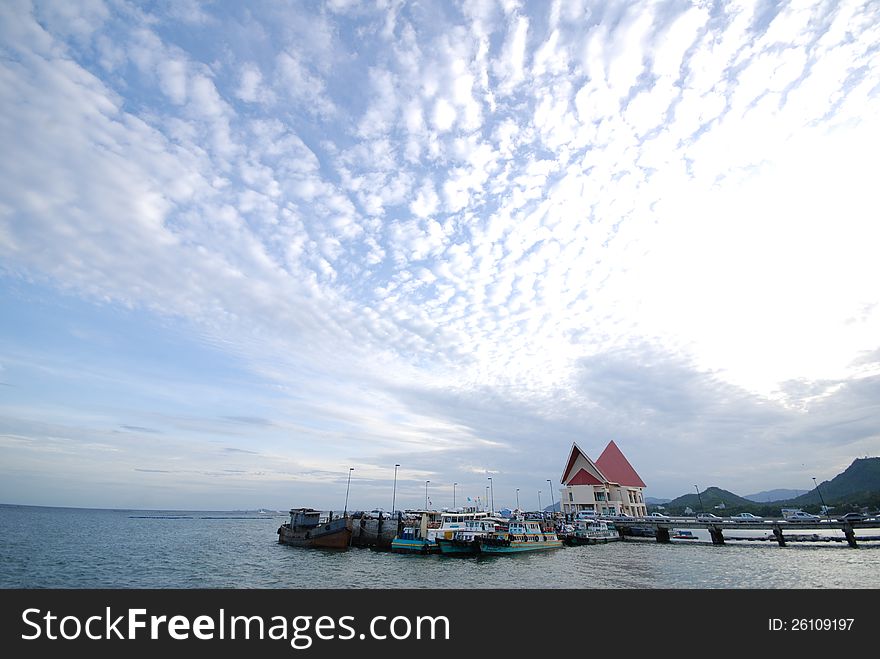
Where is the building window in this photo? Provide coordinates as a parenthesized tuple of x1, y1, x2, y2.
(569, 492, 573, 501)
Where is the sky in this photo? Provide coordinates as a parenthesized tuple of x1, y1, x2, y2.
(1, 0, 879, 511)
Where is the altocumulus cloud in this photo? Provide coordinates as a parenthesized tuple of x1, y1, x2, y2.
(0, 0, 878, 508)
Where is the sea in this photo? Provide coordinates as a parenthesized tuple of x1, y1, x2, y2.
(2, 504, 879, 589)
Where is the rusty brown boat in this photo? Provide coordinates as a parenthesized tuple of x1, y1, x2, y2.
(277, 508, 352, 549)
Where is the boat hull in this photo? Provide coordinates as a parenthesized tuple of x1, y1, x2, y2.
(479, 540, 563, 554)
(278, 518, 352, 549)
(563, 534, 619, 546)
(436, 538, 480, 555)
(390, 538, 439, 554)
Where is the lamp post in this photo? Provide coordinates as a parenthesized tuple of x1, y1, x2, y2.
(694, 485, 704, 514)
(488, 477, 494, 514)
(538, 490, 542, 512)
(813, 477, 828, 516)
(547, 479, 555, 515)
(485, 486, 489, 511)
(425, 480, 430, 510)
(392, 464, 400, 513)
(453, 482, 457, 509)
(516, 488, 520, 511)
(344, 467, 354, 516)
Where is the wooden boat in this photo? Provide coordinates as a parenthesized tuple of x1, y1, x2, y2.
(478, 518, 563, 554)
(277, 508, 351, 549)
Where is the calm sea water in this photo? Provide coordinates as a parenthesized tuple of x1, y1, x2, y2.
(2, 504, 879, 589)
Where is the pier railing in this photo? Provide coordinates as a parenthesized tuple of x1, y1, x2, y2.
(607, 517, 879, 548)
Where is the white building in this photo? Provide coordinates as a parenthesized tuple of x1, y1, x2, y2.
(559, 440, 647, 517)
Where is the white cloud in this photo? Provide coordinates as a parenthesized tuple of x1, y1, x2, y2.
(276, 50, 336, 117)
(494, 14, 529, 94)
(157, 57, 187, 104)
(431, 97, 457, 132)
(2, 0, 879, 509)
(236, 63, 271, 104)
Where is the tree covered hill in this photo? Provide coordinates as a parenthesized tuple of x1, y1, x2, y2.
(655, 457, 880, 516)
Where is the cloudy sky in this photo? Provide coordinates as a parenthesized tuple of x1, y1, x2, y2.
(1, 0, 879, 511)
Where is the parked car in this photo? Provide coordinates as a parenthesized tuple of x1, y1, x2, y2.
(730, 512, 763, 521)
(575, 510, 599, 520)
(365, 509, 391, 519)
(647, 512, 669, 518)
(836, 512, 865, 522)
(786, 510, 820, 522)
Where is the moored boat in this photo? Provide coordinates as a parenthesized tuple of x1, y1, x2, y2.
(277, 508, 351, 549)
(672, 529, 699, 540)
(563, 519, 619, 545)
(436, 516, 506, 555)
(391, 511, 443, 553)
(390, 525, 439, 554)
(478, 518, 563, 554)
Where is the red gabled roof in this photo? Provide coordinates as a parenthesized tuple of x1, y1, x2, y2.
(560, 442, 607, 484)
(595, 440, 646, 488)
(569, 468, 603, 486)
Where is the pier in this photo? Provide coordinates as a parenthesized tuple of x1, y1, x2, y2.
(612, 518, 879, 548)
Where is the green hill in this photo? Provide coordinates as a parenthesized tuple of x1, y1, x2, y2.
(662, 487, 754, 515)
(654, 457, 880, 516)
(783, 457, 880, 513)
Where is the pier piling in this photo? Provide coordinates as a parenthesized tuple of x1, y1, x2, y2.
(772, 525, 786, 547)
(842, 524, 858, 549)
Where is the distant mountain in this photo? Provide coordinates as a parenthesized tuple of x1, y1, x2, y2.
(743, 489, 803, 503)
(660, 457, 880, 516)
(645, 497, 670, 505)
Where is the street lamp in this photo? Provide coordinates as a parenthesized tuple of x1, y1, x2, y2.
(453, 482, 457, 509)
(488, 477, 494, 514)
(516, 488, 520, 511)
(813, 477, 828, 516)
(547, 479, 555, 515)
(425, 480, 430, 510)
(694, 485, 704, 514)
(538, 490, 542, 512)
(485, 486, 489, 511)
(344, 467, 354, 516)
(392, 464, 400, 513)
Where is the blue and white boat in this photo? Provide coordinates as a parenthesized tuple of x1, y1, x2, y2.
(390, 525, 439, 553)
(672, 529, 699, 540)
(390, 511, 443, 554)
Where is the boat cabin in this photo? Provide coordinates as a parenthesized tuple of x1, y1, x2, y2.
(289, 508, 328, 529)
